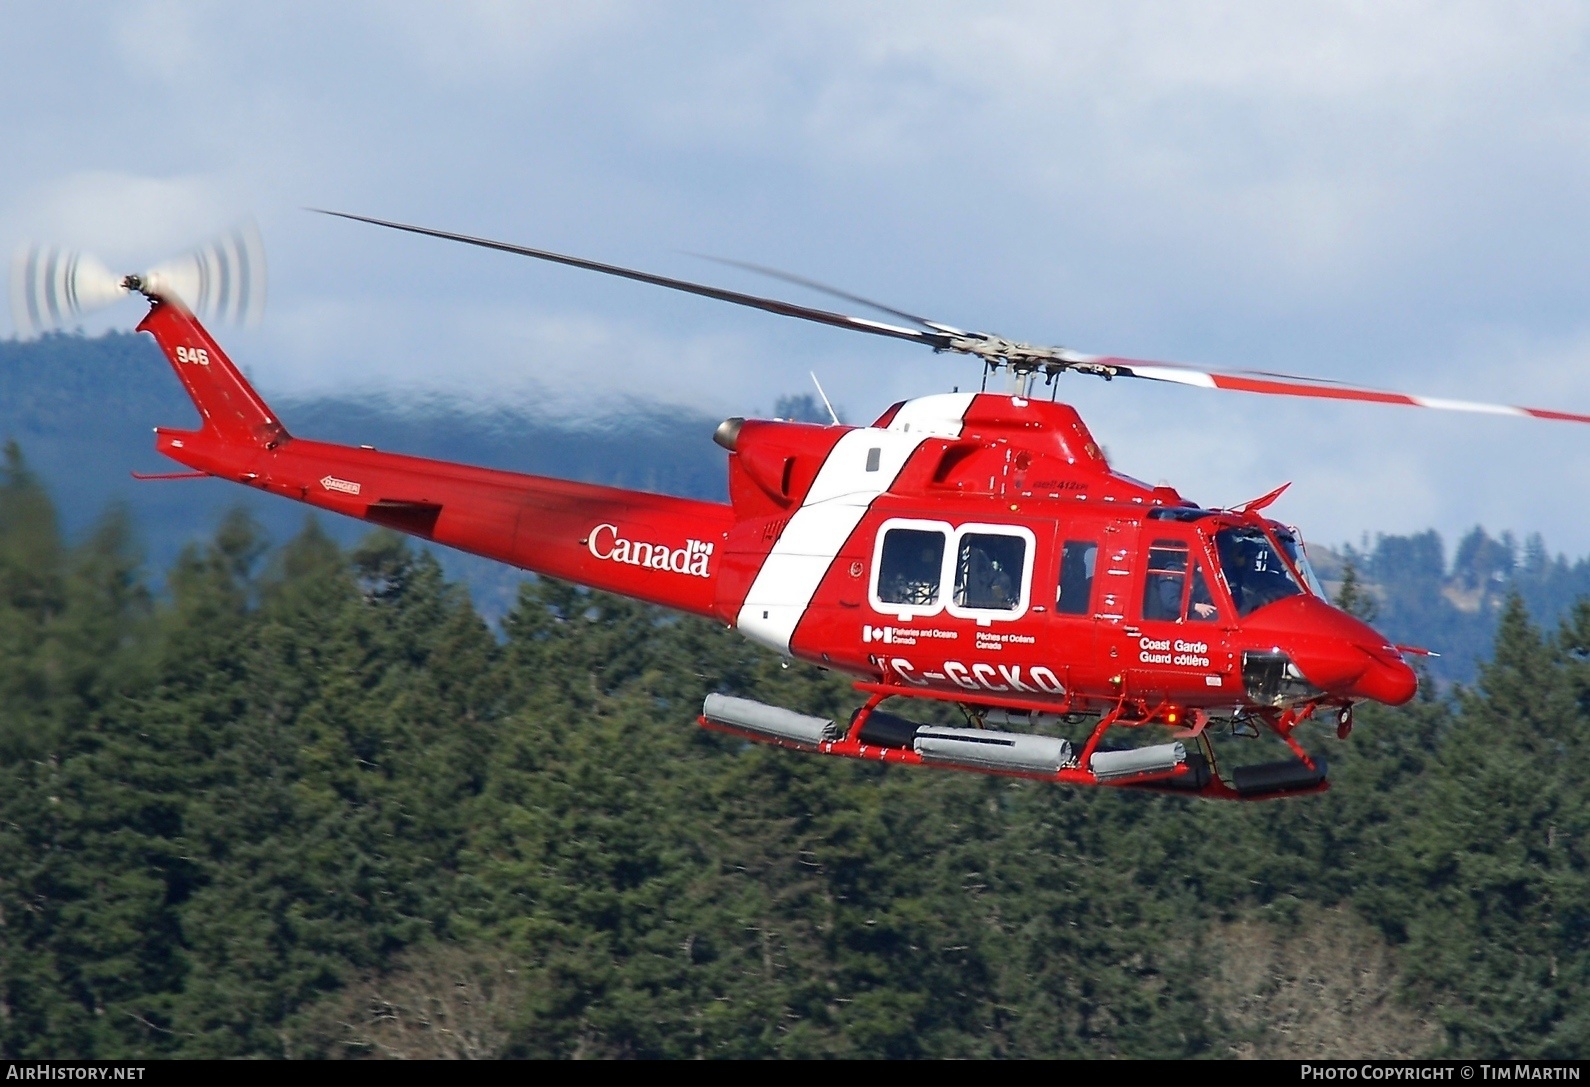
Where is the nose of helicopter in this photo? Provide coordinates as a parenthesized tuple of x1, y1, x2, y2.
(1240, 595, 1419, 706)
(1345, 648, 1419, 705)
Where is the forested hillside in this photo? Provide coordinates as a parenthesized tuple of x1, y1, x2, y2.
(0, 331, 729, 619)
(1, 444, 1587, 1059)
(1316, 528, 1590, 686)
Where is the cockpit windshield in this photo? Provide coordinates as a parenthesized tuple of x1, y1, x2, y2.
(1214, 525, 1304, 617)
(1275, 527, 1328, 598)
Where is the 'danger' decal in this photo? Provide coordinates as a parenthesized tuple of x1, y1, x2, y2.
(588, 523, 713, 577)
(321, 476, 362, 496)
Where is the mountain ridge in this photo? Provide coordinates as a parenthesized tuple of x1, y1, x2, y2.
(5, 331, 1583, 681)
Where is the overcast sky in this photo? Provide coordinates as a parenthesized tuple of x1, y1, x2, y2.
(5, 2, 1590, 558)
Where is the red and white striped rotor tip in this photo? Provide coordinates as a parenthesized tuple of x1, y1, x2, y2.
(1090, 355, 1590, 426)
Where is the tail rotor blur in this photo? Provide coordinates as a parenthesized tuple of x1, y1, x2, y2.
(143, 222, 267, 327)
(10, 221, 266, 337)
(10, 246, 127, 336)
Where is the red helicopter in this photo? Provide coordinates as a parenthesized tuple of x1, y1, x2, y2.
(16, 213, 1590, 800)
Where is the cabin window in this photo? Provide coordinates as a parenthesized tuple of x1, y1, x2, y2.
(873, 519, 1034, 622)
(865, 447, 882, 472)
(955, 533, 1025, 610)
(1141, 542, 1222, 623)
(1275, 527, 1327, 597)
(871, 519, 954, 618)
(1142, 539, 1189, 621)
(1056, 540, 1097, 615)
(945, 523, 1036, 622)
(877, 528, 945, 606)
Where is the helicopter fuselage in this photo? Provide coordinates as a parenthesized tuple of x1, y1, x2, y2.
(712, 391, 1414, 719)
(134, 295, 1415, 799)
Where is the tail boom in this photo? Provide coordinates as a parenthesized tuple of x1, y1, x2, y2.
(139, 298, 732, 617)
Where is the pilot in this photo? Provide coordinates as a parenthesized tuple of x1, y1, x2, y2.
(1248, 562, 1294, 610)
(1146, 573, 1183, 621)
(1189, 566, 1220, 621)
(1229, 546, 1254, 611)
(1224, 540, 1293, 613)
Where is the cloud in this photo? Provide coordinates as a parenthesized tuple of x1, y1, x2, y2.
(364, 0, 628, 87)
(257, 294, 774, 421)
(5, 3, 1590, 553)
(5, 171, 241, 262)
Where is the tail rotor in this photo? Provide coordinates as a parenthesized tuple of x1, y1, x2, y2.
(10, 221, 266, 337)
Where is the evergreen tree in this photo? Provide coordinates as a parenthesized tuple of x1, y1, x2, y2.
(8, 447, 1590, 1059)
(1335, 559, 1378, 621)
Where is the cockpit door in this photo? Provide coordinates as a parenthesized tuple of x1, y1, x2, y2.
(1041, 525, 1104, 694)
(1119, 528, 1232, 702)
(1067, 520, 1138, 695)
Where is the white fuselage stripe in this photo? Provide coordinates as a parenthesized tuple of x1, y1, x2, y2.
(734, 394, 974, 654)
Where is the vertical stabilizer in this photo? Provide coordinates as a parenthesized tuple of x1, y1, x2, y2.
(137, 296, 289, 448)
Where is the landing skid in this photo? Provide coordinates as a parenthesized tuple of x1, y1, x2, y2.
(697, 693, 1330, 801)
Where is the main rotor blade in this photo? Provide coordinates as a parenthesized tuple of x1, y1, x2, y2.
(313, 210, 950, 351)
(687, 253, 962, 334)
(1098, 355, 1590, 425)
(314, 209, 1590, 426)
